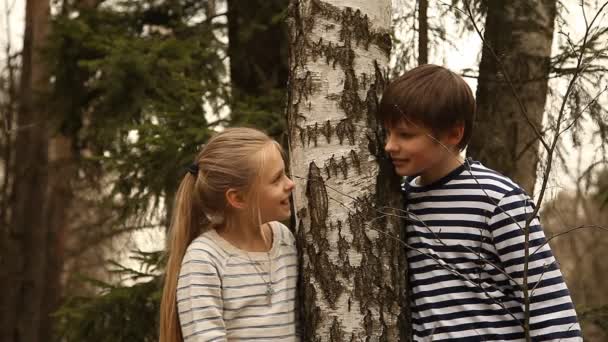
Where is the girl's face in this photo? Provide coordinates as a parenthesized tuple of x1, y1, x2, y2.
(254, 145, 295, 223)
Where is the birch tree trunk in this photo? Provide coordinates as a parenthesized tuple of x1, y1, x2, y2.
(467, 0, 557, 194)
(286, 0, 409, 340)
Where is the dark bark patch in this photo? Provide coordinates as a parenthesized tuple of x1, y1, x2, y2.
(329, 316, 349, 342)
(307, 122, 319, 147)
(350, 149, 361, 174)
(304, 162, 343, 307)
(335, 119, 356, 145)
(322, 120, 333, 143)
(306, 162, 328, 229)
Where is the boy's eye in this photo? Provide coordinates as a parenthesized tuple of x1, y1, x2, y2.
(387, 129, 413, 139)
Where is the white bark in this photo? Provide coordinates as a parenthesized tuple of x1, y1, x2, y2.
(287, 0, 407, 340)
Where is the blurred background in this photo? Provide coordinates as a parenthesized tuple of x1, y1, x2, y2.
(1, 0, 606, 340)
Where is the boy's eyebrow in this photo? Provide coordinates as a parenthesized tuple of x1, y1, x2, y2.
(390, 123, 411, 131)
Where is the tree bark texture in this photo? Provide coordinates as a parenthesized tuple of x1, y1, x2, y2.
(286, 0, 409, 340)
(42, 134, 75, 339)
(417, 0, 428, 65)
(0, 0, 52, 341)
(467, 0, 557, 194)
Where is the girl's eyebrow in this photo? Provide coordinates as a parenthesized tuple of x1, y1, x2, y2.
(272, 168, 284, 180)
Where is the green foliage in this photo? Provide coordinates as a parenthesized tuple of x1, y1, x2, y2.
(45, 1, 290, 340)
(47, 0, 228, 223)
(54, 251, 163, 342)
(229, 89, 286, 140)
(579, 305, 608, 334)
(226, 0, 289, 141)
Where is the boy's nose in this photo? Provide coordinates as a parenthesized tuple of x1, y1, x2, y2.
(385, 136, 397, 153)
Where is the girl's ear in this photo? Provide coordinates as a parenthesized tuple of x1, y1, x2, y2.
(226, 188, 247, 210)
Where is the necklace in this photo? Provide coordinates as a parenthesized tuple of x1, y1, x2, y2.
(247, 251, 274, 305)
(246, 225, 274, 305)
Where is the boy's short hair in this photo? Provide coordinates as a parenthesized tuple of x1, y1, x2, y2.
(378, 64, 476, 151)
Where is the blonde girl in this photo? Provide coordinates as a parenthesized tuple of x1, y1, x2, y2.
(160, 127, 298, 341)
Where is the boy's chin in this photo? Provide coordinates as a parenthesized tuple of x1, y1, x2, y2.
(392, 166, 414, 177)
(394, 169, 409, 177)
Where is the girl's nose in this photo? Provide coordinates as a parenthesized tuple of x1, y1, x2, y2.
(286, 177, 295, 192)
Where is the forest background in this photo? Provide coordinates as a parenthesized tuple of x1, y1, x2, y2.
(0, 0, 607, 341)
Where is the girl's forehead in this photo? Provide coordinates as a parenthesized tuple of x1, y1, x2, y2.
(263, 143, 283, 159)
(255, 143, 284, 171)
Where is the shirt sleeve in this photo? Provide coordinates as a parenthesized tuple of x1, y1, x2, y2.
(177, 247, 226, 342)
(489, 188, 582, 340)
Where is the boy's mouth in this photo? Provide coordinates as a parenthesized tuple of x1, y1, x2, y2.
(391, 158, 408, 164)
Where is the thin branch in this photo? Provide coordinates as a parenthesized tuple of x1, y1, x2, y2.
(531, 224, 608, 256)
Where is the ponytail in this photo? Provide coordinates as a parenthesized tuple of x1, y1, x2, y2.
(159, 172, 205, 342)
(158, 127, 280, 342)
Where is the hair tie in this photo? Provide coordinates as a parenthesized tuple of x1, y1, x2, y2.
(186, 163, 199, 176)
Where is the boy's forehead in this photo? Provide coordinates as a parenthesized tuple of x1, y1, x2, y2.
(388, 118, 422, 130)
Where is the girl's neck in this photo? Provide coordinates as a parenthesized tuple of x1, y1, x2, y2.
(216, 217, 273, 252)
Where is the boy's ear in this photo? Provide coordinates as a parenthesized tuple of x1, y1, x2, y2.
(443, 122, 465, 147)
(225, 188, 247, 210)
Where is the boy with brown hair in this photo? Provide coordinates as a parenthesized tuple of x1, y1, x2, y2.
(379, 64, 582, 341)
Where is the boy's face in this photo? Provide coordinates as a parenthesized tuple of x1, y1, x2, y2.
(384, 119, 461, 181)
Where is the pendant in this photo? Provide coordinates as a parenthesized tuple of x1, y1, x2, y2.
(266, 284, 274, 306)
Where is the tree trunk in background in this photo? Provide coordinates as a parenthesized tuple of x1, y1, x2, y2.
(287, 0, 408, 339)
(0, 0, 51, 341)
(43, 134, 75, 339)
(227, 0, 289, 138)
(467, 0, 557, 194)
(417, 0, 428, 65)
(0, 33, 18, 237)
(43, 1, 100, 333)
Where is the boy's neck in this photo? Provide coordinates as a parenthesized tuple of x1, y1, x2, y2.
(418, 154, 464, 186)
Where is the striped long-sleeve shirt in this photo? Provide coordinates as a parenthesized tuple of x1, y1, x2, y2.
(404, 160, 582, 341)
(177, 221, 299, 341)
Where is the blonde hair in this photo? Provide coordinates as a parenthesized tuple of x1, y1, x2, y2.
(159, 127, 282, 342)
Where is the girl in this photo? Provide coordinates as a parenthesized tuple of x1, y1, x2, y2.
(160, 127, 298, 341)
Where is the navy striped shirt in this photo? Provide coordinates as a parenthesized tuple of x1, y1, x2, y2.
(177, 221, 299, 341)
(404, 160, 582, 341)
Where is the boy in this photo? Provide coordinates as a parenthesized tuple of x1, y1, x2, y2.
(378, 64, 582, 341)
